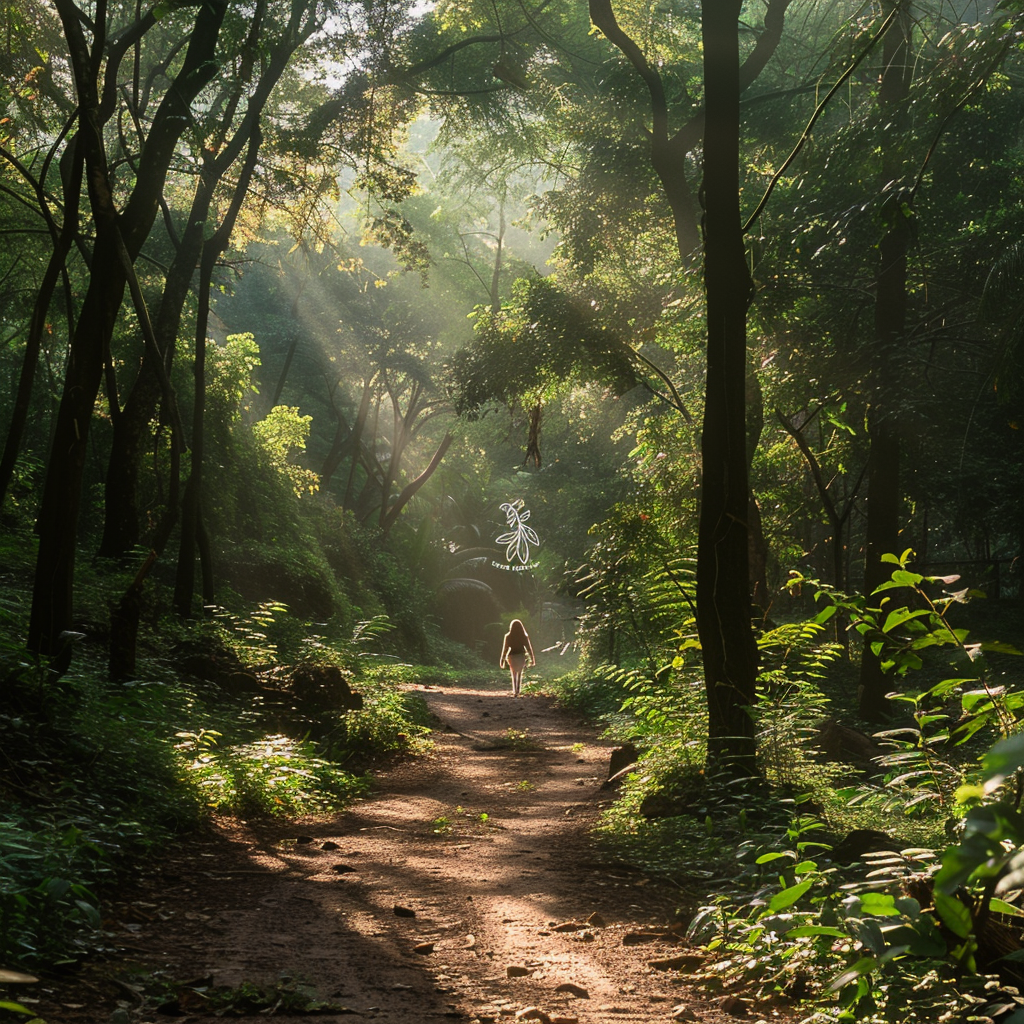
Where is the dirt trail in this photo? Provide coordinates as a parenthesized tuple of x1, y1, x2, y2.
(35, 683, 742, 1024)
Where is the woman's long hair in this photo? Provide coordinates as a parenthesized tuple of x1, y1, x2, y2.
(506, 618, 528, 644)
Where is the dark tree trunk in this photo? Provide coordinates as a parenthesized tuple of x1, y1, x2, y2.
(859, 0, 913, 721)
(859, 414, 902, 717)
(697, 0, 759, 776)
(0, 142, 82, 510)
(745, 367, 769, 614)
(587, 0, 791, 776)
(320, 414, 352, 490)
(100, 1, 308, 559)
(174, 129, 263, 615)
(173, 244, 214, 618)
(99, 197, 206, 557)
(381, 432, 454, 538)
(29, 0, 227, 655)
(341, 378, 375, 508)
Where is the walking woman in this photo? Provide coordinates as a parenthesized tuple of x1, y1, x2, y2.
(499, 619, 535, 697)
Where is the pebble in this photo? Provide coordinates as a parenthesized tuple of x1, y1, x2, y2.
(515, 1009, 551, 1022)
(672, 1005, 699, 1022)
(554, 983, 589, 999)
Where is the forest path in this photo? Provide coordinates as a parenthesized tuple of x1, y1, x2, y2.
(43, 684, 741, 1024)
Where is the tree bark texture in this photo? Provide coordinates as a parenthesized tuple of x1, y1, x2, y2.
(697, 0, 759, 775)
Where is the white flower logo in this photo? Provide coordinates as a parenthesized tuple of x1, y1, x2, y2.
(496, 501, 540, 566)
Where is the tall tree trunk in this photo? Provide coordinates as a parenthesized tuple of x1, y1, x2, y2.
(174, 128, 263, 615)
(28, 0, 227, 655)
(697, 0, 759, 776)
(588, 0, 790, 775)
(0, 141, 82, 510)
(859, 0, 913, 721)
(341, 378, 375, 508)
(174, 242, 215, 618)
(101, 0, 308, 558)
(746, 367, 769, 615)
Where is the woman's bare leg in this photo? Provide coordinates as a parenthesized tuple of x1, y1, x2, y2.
(508, 653, 527, 696)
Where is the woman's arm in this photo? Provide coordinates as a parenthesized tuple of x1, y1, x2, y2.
(499, 638, 510, 667)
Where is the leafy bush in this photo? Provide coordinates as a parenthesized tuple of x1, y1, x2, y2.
(178, 732, 370, 818)
(672, 555, 1024, 1023)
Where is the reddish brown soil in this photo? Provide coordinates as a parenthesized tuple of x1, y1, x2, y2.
(23, 683, 788, 1024)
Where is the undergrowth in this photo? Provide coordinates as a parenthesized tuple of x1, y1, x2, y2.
(553, 553, 1024, 1024)
(0, 583, 438, 972)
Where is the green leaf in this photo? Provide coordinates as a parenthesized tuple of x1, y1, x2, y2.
(787, 925, 847, 939)
(768, 879, 813, 911)
(881, 608, 933, 633)
(856, 892, 900, 917)
(813, 604, 837, 624)
(755, 851, 795, 865)
(934, 891, 973, 938)
(988, 897, 1024, 917)
(983, 733, 1024, 783)
(0, 1002, 33, 1016)
(980, 640, 1024, 655)
(826, 956, 878, 993)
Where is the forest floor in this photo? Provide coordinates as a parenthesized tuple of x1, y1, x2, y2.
(27, 680, 797, 1024)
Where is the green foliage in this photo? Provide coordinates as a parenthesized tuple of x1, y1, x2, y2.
(177, 732, 369, 818)
(206, 333, 262, 427)
(0, 816, 105, 967)
(795, 550, 1023, 819)
(0, 646, 203, 966)
(450, 277, 639, 415)
(501, 728, 539, 751)
(667, 557, 1024, 1022)
(207, 600, 293, 665)
(251, 405, 320, 497)
(756, 620, 841, 787)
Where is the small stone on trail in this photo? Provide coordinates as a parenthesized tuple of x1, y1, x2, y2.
(394, 905, 417, 917)
(464, 934, 477, 948)
(296, 835, 314, 844)
(554, 983, 589, 999)
(414, 942, 435, 954)
(515, 1008, 551, 1022)
(322, 840, 340, 851)
(331, 863, 357, 873)
(507, 965, 534, 978)
(671, 1005, 699, 1022)
(648, 953, 704, 971)
(586, 912, 606, 928)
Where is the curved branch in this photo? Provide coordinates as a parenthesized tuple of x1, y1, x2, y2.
(742, 5, 900, 233)
(589, 0, 668, 142)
